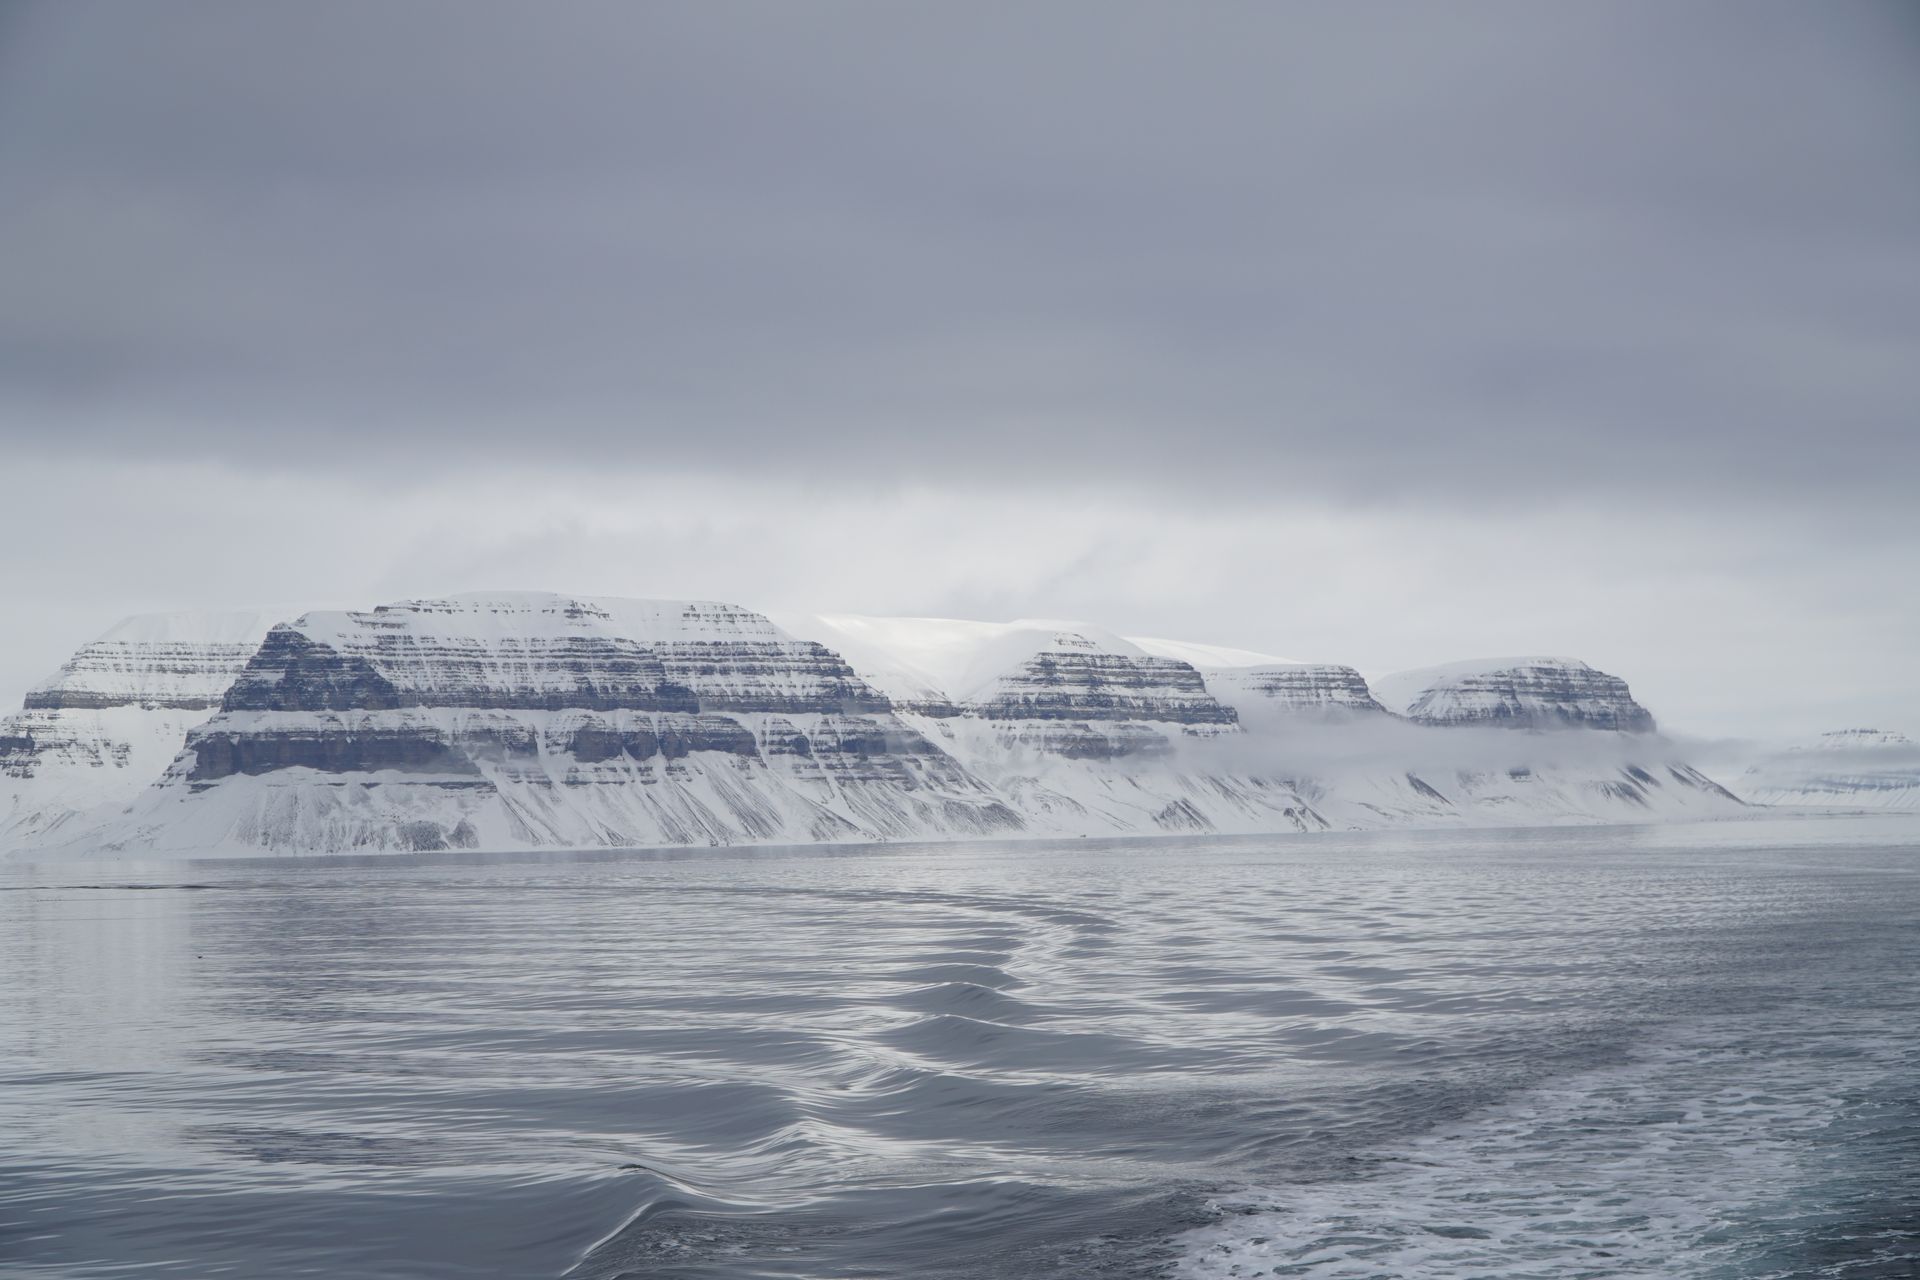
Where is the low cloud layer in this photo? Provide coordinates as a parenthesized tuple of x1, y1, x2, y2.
(0, 457, 1913, 743)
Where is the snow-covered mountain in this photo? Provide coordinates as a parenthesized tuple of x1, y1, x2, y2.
(1737, 729, 1920, 810)
(787, 617, 1739, 838)
(2, 597, 1748, 859)
(1128, 637, 1389, 724)
(77, 594, 1020, 855)
(0, 610, 286, 844)
(783, 615, 1326, 837)
(1166, 662, 1390, 725)
(1372, 657, 1657, 732)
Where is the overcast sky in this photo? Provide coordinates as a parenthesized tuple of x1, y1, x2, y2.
(1, 1, 1915, 742)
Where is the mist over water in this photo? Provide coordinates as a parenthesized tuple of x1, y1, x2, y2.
(1, 815, 1915, 1279)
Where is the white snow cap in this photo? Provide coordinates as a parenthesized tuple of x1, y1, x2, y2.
(86, 608, 303, 647)
(1127, 637, 1300, 670)
(778, 613, 1163, 703)
(289, 592, 798, 647)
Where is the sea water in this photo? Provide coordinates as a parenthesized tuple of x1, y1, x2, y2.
(1, 815, 1914, 1278)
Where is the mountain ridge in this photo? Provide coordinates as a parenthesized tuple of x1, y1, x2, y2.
(3, 592, 1748, 858)
(1736, 728, 1920, 810)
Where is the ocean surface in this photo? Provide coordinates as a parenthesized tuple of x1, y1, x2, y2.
(1, 814, 1915, 1279)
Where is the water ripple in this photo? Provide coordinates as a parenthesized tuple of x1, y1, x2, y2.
(0, 815, 1914, 1278)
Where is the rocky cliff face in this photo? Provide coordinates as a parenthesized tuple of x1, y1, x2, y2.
(786, 616, 1328, 836)
(82, 594, 1018, 854)
(1372, 658, 1657, 733)
(1128, 637, 1391, 726)
(0, 611, 285, 844)
(1153, 654, 1725, 825)
(929, 643, 1327, 834)
(972, 642, 1237, 727)
(1738, 729, 1920, 810)
(18, 611, 278, 712)
(1196, 664, 1388, 722)
(960, 630, 1239, 770)
(3, 600, 1748, 858)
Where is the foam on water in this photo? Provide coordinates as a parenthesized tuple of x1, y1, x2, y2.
(1175, 1009, 1919, 1279)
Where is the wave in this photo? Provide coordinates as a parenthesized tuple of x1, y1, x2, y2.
(1171, 1008, 1919, 1278)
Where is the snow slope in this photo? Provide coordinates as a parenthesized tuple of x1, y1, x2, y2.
(1738, 729, 1920, 810)
(778, 614, 1328, 836)
(6, 599, 1749, 859)
(1129, 636, 1299, 669)
(784, 617, 1738, 838)
(0, 609, 289, 843)
(62, 594, 1019, 856)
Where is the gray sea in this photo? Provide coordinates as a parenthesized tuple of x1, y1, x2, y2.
(1, 815, 1915, 1279)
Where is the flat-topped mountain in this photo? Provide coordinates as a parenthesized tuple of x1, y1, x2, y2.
(777, 615, 1313, 834)
(108, 593, 1019, 854)
(2, 596, 1745, 858)
(1127, 638, 1386, 724)
(1372, 657, 1657, 733)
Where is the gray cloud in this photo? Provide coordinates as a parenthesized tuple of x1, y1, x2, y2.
(1, 2, 1916, 499)
(1, 3, 1916, 744)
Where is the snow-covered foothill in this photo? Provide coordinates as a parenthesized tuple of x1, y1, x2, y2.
(1737, 729, 1920, 810)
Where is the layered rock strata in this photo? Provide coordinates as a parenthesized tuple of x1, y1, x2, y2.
(85, 595, 1019, 854)
(1, 603, 1752, 858)
(787, 616, 1329, 836)
(0, 610, 285, 843)
(1195, 664, 1388, 723)
(1372, 657, 1657, 732)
